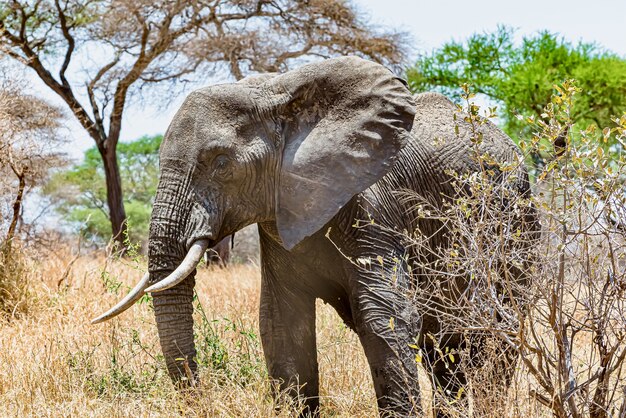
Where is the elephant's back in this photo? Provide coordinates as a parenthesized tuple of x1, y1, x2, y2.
(359, 92, 530, 241)
(410, 92, 523, 173)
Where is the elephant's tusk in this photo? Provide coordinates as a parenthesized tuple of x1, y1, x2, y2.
(144, 239, 209, 294)
(91, 272, 150, 324)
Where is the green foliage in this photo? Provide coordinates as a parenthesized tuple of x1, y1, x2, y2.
(407, 26, 626, 162)
(44, 135, 162, 244)
(194, 295, 264, 387)
(65, 328, 163, 398)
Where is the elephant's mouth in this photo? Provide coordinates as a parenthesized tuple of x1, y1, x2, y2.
(91, 238, 211, 324)
(144, 239, 210, 292)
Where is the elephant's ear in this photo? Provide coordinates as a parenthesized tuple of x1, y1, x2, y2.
(265, 57, 416, 250)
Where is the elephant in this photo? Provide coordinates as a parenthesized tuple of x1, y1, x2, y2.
(203, 235, 231, 266)
(92, 56, 536, 416)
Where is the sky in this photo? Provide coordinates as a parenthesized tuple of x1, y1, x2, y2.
(363, 0, 626, 57)
(24, 0, 626, 160)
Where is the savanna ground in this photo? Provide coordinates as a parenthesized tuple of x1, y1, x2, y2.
(0, 248, 376, 417)
(1, 247, 565, 418)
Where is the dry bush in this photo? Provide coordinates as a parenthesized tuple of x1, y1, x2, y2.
(391, 83, 626, 417)
(0, 67, 65, 317)
(515, 83, 626, 418)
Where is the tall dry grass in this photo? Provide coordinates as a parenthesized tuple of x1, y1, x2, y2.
(0, 250, 381, 417)
(0, 246, 563, 417)
(0, 243, 30, 318)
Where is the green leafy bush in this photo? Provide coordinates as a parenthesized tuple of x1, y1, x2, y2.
(407, 26, 626, 166)
(45, 135, 161, 245)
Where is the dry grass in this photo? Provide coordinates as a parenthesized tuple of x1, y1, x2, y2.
(0, 248, 608, 417)
(0, 251, 380, 417)
(0, 244, 30, 318)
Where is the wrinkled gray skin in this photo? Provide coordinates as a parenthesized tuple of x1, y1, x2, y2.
(148, 57, 534, 417)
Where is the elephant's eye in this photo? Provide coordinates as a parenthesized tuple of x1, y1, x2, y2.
(212, 154, 231, 177)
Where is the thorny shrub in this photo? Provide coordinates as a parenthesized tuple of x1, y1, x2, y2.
(375, 82, 626, 417)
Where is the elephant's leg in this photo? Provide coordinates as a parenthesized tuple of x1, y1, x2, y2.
(349, 266, 423, 416)
(421, 334, 516, 417)
(421, 334, 467, 418)
(259, 276, 319, 415)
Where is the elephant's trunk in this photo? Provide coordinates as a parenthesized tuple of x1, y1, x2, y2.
(149, 199, 199, 383)
(147, 165, 213, 384)
(152, 274, 197, 383)
(149, 211, 200, 383)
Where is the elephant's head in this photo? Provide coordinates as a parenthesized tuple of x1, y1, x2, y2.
(92, 56, 416, 383)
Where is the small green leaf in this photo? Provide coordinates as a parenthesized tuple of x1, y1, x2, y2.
(456, 387, 465, 400)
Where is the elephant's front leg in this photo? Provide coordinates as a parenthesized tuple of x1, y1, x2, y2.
(259, 274, 319, 415)
(349, 259, 423, 416)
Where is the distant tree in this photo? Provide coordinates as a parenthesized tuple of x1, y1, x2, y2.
(407, 26, 626, 163)
(44, 135, 161, 246)
(46, 133, 233, 262)
(0, 0, 408, 249)
(0, 71, 65, 250)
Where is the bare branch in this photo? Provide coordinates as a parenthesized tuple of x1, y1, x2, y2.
(54, 0, 75, 89)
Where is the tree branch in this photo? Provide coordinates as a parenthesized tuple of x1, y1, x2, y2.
(107, 19, 152, 148)
(0, 5, 102, 145)
(54, 0, 75, 89)
(86, 54, 121, 140)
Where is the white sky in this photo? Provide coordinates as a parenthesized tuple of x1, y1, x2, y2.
(364, 0, 626, 57)
(26, 0, 626, 159)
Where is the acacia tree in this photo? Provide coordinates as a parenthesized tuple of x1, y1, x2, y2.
(0, 0, 407, 248)
(0, 72, 64, 250)
(44, 135, 162, 246)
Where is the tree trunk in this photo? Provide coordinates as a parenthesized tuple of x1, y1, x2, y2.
(5, 170, 26, 250)
(100, 146, 127, 250)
